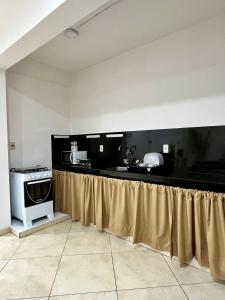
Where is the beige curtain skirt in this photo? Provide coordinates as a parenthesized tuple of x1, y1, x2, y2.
(53, 170, 225, 280)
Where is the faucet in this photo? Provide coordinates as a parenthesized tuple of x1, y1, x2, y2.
(118, 145, 136, 155)
(118, 145, 136, 165)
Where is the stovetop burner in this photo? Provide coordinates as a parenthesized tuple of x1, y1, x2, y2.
(10, 166, 49, 174)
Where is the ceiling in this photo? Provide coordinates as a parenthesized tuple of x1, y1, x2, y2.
(0, 0, 65, 54)
(28, 0, 225, 73)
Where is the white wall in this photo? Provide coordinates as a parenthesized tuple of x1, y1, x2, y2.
(0, 0, 116, 230)
(0, 0, 66, 55)
(0, 70, 11, 230)
(7, 59, 70, 168)
(69, 13, 225, 134)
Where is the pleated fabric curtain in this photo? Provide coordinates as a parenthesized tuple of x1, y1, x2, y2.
(53, 170, 225, 280)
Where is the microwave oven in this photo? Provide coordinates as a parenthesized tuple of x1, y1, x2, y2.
(61, 151, 87, 164)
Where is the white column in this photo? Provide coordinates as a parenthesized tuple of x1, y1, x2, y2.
(0, 70, 11, 230)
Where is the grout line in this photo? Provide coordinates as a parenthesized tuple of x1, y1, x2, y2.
(116, 284, 182, 292)
(181, 281, 220, 287)
(4, 222, 218, 300)
(0, 259, 9, 273)
(105, 231, 176, 258)
(62, 248, 146, 256)
(10, 255, 61, 260)
(103, 231, 170, 256)
(2, 285, 191, 300)
(9, 231, 69, 260)
(109, 235, 119, 300)
(106, 229, 213, 278)
(163, 255, 190, 300)
(0, 236, 27, 272)
(8, 296, 49, 300)
(139, 244, 169, 256)
(63, 251, 111, 256)
(6, 296, 49, 300)
(8, 247, 153, 261)
(47, 289, 118, 299)
(177, 261, 211, 275)
(48, 221, 73, 297)
(7, 249, 150, 262)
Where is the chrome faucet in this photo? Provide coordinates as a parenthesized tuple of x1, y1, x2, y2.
(118, 145, 136, 155)
(118, 145, 137, 165)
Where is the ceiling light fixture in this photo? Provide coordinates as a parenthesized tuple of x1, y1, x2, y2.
(64, 28, 79, 39)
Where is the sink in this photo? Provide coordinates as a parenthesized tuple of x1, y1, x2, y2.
(111, 166, 129, 172)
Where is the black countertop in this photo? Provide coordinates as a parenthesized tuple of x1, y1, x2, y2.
(53, 164, 225, 193)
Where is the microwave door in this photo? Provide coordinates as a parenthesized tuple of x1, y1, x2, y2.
(71, 152, 78, 164)
(71, 152, 79, 164)
(70, 152, 73, 164)
(61, 151, 72, 164)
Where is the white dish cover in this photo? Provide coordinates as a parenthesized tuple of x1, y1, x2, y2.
(143, 152, 164, 168)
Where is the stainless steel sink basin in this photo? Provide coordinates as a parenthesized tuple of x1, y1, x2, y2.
(112, 166, 128, 172)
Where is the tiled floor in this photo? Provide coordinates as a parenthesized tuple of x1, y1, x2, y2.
(0, 219, 224, 300)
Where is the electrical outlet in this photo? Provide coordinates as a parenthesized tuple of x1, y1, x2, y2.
(10, 142, 16, 150)
(100, 145, 104, 152)
(163, 144, 169, 153)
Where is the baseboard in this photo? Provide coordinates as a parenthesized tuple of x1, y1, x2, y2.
(0, 227, 11, 236)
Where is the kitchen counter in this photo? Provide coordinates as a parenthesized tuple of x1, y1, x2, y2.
(53, 164, 225, 193)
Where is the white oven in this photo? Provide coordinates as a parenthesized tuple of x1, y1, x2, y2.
(10, 167, 54, 228)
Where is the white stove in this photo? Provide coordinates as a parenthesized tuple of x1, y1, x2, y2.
(10, 166, 54, 228)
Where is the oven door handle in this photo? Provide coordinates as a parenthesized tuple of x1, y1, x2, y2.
(27, 179, 52, 185)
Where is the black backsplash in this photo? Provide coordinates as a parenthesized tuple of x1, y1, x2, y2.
(52, 125, 225, 177)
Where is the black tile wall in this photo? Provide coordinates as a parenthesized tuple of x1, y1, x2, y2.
(52, 125, 225, 176)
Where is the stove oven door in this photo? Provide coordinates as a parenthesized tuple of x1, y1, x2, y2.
(24, 178, 53, 207)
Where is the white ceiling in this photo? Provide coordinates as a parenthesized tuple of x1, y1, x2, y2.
(28, 0, 225, 73)
(0, 0, 65, 54)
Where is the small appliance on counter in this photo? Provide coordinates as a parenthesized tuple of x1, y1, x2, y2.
(61, 150, 87, 165)
(138, 152, 164, 172)
(10, 165, 54, 228)
(61, 139, 88, 165)
(127, 152, 164, 174)
(143, 152, 164, 167)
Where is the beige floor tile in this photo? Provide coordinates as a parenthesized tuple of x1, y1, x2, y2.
(13, 233, 67, 258)
(70, 221, 97, 232)
(113, 251, 177, 290)
(139, 242, 171, 257)
(2, 232, 14, 236)
(118, 286, 187, 299)
(110, 235, 145, 252)
(0, 259, 8, 271)
(164, 256, 213, 284)
(0, 235, 23, 259)
(50, 291, 117, 299)
(182, 282, 225, 300)
(0, 256, 60, 299)
(188, 257, 210, 273)
(104, 229, 130, 241)
(64, 231, 110, 255)
(51, 254, 116, 295)
(34, 220, 71, 235)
